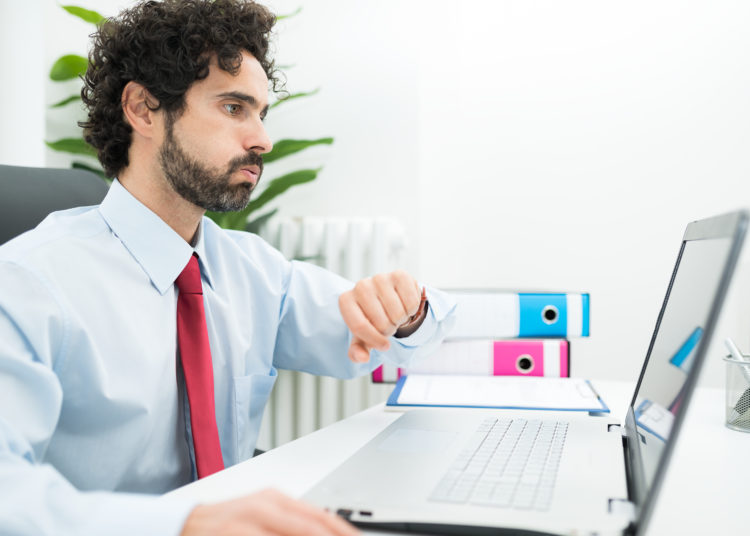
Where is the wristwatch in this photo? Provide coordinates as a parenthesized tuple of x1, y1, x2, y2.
(395, 287, 428, 336)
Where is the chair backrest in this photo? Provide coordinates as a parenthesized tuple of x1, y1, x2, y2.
(0, 164, 110, 245)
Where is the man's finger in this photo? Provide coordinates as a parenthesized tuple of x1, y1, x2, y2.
(355, 295, 397, 337)
(392, 271, 422, 317)
(348, 338, 372, 363)
(353, 278, 398, 335)
(272, 490, 361, 536)
(339, 292, 390, 351)
(183, 488, 361, 536)
(372, 273, 408, 326)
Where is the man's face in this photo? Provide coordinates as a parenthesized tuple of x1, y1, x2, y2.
(158, 51, 272, 212)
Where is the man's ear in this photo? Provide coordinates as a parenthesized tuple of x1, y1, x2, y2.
(121, 81, 160, 139)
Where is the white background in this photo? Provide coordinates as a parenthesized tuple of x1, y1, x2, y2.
(2, 0, 750, 386)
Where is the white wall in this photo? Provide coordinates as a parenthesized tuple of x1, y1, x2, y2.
(42, 0, 132, 171)
(267, 0, 750, 387)
(10, 0, 750, 386)
(0, 1, 46, 166)
(262, 0, 423, 272)
(411, 0, 750, 386)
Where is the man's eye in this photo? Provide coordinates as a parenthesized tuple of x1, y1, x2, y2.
(224, 103, 242, 115)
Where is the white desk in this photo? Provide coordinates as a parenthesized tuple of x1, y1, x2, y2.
(167, 380, 750, 535)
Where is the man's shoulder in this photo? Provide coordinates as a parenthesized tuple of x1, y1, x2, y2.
(201, 217, 288, 265)
(0, 206, 108, 266)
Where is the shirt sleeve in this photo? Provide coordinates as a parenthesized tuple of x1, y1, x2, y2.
(271, 260, 456, 378)
(0, 261, 197, 536)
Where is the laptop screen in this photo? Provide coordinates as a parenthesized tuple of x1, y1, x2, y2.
(627, 211, 746, 520)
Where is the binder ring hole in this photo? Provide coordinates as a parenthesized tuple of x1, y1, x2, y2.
(516, 354, 534, 374)
(542, 305, 559, 325)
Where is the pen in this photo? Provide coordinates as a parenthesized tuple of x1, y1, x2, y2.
(724, 338, 750, 382)
(724, 338, 750, 423)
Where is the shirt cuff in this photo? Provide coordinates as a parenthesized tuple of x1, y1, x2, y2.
(80, 491, 199, 536)
(391, 285, 456, 348)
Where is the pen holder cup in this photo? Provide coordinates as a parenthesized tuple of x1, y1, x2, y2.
(723, 354, 750, 432)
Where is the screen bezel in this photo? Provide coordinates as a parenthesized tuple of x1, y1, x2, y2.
(623, 210, 748, 534)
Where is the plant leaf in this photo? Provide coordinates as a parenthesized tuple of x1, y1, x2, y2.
(205, 211, 234, 228)
(270, 88, 320, 109)
(212, 168, 321, 230)
(245, 208, 279, 234)
(264, 138, 333, 164)
(206, 209, 243, 230)
(61, 5, 105, 25)
(277, 6, 302, 20)
(50, 54, 88, 81)
(295, 253, 323, 262)
(247, 168, 321, 216)
(45, 137, 97, 158)
(50, 94, 82, 108)
(71, 161, 108, 181)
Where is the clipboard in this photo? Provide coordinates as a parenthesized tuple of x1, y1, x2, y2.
(386, 374, 609, 413)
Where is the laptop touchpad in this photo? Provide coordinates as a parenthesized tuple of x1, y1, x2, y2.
(378, 428, 457, 454)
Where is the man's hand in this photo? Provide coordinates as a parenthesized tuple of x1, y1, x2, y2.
(181, 488, 359, 536)
(339, 270, 423, 363)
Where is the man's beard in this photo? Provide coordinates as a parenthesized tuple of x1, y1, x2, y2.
(158, 119, 263, 212)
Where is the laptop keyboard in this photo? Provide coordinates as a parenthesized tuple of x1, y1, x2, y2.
(429, 418, 568, 511)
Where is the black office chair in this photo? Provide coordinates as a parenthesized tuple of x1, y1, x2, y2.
(0, 164, 110, 245)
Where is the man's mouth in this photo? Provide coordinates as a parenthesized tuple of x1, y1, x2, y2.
(239, 165, 260, 185)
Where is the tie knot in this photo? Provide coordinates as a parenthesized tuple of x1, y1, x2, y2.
(175, 254, 203, 295)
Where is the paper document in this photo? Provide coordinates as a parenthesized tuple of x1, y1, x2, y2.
(386, 375, 608, 413)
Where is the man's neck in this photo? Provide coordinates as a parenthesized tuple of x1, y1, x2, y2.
(118, 166, 204, 244)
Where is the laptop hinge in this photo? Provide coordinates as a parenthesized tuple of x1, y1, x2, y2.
(608, 498, 638, 535)
(608, 498, 637, 519)
(607, 423, 625, 435)
(610, 423, 640, 535)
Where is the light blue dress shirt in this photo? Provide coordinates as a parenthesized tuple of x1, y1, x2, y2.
(0, 180, 456, 535)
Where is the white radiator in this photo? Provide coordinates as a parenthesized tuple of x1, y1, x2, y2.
(256, 217, 408, 450)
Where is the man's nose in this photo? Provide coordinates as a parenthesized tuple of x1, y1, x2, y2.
(242, 121, 272, 155)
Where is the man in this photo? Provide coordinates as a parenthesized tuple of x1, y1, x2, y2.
(0, 1, 455, 534)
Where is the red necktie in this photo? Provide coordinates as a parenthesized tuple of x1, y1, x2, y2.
(175, 253, 224, 478)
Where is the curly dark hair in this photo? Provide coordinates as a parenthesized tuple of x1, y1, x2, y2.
(79, 0, 280, 178)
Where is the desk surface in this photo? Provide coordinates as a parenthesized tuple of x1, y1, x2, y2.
(167, 380, 750, 536)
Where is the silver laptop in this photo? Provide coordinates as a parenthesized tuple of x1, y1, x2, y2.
(304, 210, 748, 535)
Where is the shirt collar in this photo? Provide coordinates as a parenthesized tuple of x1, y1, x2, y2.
(98, 179, 215, 295)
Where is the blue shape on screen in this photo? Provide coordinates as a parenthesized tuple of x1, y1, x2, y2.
(669, 326, 704, 371)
